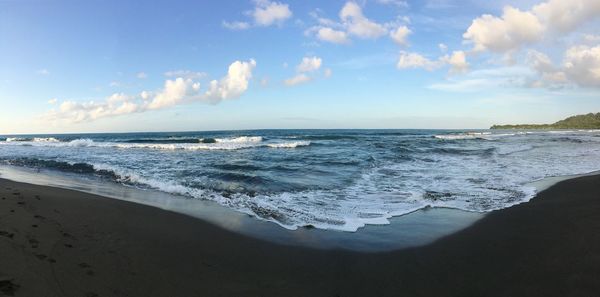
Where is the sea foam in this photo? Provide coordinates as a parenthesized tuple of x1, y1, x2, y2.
(3, 130, 600, 231)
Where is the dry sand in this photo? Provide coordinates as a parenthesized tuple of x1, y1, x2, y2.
(1, 175, 599, 297)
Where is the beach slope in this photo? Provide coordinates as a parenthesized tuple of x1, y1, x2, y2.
(1, 175, 599, 297)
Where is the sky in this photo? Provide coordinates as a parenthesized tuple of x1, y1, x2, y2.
(1, 0, 599, 134)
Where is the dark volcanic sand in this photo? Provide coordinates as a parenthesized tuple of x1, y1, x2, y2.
(0, 175, 599, 297)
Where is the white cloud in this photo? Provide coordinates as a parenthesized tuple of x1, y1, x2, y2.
(285, 56, 328, 86)
(439, 43, 448, 52)
(463, 6, 544, 53)
(222, 21, 251, 30)
(316, 27, 350, 44)
(526, 46, 600, 88)
(136, 72, 147, 79)
(526, 50, 568, 88)
(140, 91, 151, 100)
(390, 26, 411, 46)
(204, 59, 257, 102)
(52, 97, 142, 123)
(397, 50, 469, 73)
(436, 43, 600, 90)
(296, 56, 322, 72)
(224, 0, 292, 30)
(340, 2, 387, 39)
(109, 81, 120, 87)
(563, 45, 600, 87)
(442, 51, 469, 73)
(106, 93, 132, 105)
(147, 78, 201, 110)
(532, 0, 600, 33)
(463, 0, 600, 54)
(164, 70, 207, 80)
(458, 0, 600, 91)
(252, 0, 292, 26)
(284, 74, 312, 86)
(36, 69, 50, 75)
(45, 60, 257, 123)
(307, 1, 390, 44)
(397, 52, 440, 71)
(48, 98, 57, 104)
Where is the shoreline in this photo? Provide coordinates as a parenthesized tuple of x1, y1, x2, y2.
(1, 173, 600, 295)
(1, 163, 597, 252)
(0, 164, 485, 251)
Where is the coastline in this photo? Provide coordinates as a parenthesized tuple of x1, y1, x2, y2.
(0, 164, 485, 251)
(1, 173, 600, 296)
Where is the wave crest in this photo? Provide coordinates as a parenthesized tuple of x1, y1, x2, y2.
(0, 137, 309, 150)
(267, 141, 311, 148)
(215, 136, 263, 143)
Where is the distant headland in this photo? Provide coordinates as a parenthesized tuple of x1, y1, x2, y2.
(491, 113, 600, 129)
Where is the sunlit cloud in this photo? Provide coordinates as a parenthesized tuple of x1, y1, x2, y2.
(306, 1, 409, 46)
(463, 0, 600, 54)
(222, 0, 292, 30)
(284, 56, 329, 86)
(397, 50, 469, 73)
(45, 60, 257, 123)
(284, 73, 312, 86)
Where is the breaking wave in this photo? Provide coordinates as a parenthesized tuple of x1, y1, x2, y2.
(0, 136, 309, 151)
(3, 129, 600, 231)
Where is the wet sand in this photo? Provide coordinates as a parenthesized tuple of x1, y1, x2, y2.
(1, 175, 599, 296)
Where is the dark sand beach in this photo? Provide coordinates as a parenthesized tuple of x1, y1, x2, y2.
(1, 175, 599, 297)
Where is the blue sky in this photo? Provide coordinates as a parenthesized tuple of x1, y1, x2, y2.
(1, 0, 599, 134)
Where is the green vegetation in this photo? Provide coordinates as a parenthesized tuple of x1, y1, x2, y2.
(491, 113, 600, 129)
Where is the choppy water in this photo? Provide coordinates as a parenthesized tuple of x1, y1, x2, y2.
(1, 129, 600, 231)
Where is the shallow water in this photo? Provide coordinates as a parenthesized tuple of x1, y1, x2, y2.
(0, 164, 484, 251)
(2, 129, 600, 231)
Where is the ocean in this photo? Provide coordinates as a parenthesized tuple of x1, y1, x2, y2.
(1, 129, 600, 232)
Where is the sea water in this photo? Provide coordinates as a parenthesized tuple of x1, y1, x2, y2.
(1, 129, 600, 232)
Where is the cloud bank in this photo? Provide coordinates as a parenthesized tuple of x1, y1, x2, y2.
(46, 60, 257, 123)
(306, 1, 410, 46)
(460, 0, 600, 88)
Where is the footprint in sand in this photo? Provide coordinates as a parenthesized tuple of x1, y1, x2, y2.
(28, 238, 39, 248)
(0, 278, 19, 296)
(35, 254, 47, 260)
(78, 263, 95, 276)
(0, 231, 15, 239)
